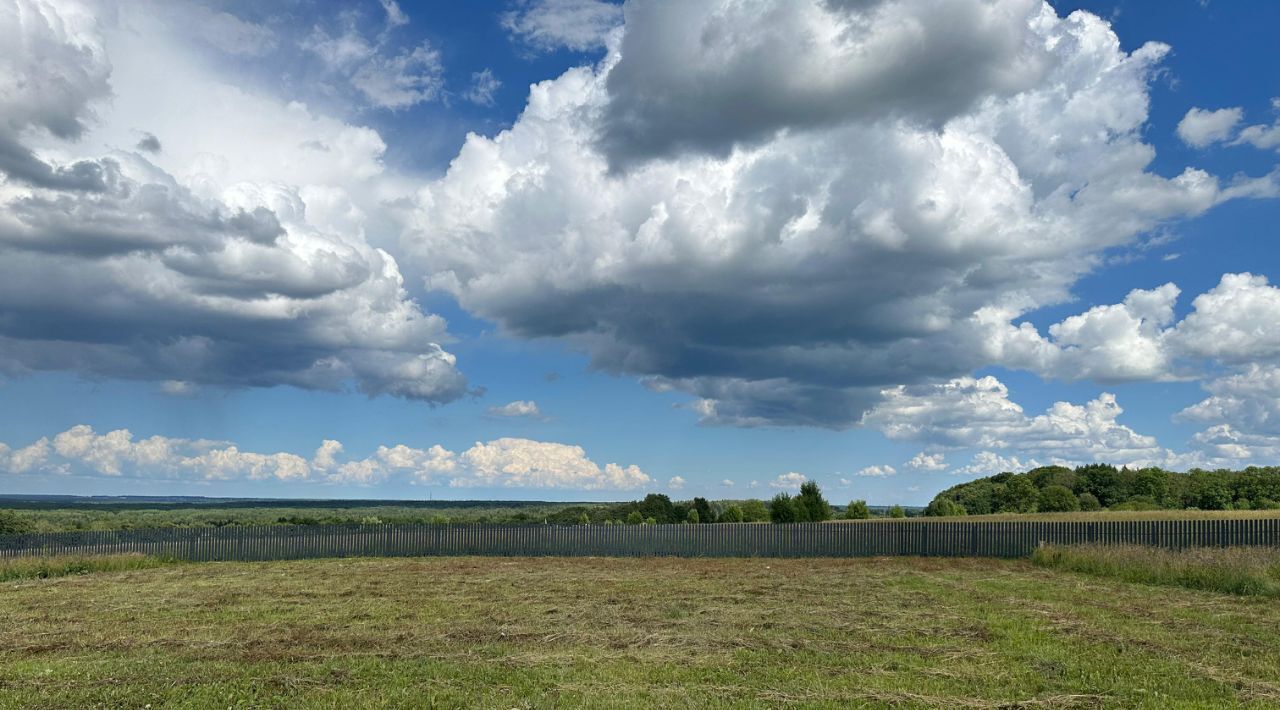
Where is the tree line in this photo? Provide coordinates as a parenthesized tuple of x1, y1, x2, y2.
(0, 482, 914, 534)
(547, 482, 910, 525)
(925, 464, 1280, 516)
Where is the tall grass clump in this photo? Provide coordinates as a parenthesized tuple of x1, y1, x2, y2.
(1032, 544, 1280, 597)
(0, 554, 176, 582)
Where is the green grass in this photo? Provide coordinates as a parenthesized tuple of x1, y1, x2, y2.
(0, 553, 178, 582)
(4, 556, 1280, 707)
(1033, 544, 1280, 597)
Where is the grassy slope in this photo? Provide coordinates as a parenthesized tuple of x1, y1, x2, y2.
(3, 557, 1280, 708)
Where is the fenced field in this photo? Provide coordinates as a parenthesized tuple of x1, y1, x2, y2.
(3, 517, 1278, 561)
(5, 555, 1280, 707)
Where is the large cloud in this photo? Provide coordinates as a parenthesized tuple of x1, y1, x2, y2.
(988, 273, 1280, 381)
(0, 0, 467, 402)
(1, 424, 652, 490)
(405, 0, 1272, 427)
(862, 375, 1166, 466)
(973, 273, 1280, 469)
(599, 0, 1055, 167)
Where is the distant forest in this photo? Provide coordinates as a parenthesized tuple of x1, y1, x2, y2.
(926, 465, 1280, 516)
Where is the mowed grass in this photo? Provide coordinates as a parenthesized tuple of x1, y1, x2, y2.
(4, 557, 1280, 708)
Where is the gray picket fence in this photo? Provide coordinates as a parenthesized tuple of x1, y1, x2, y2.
(2, 518, 1279, 561)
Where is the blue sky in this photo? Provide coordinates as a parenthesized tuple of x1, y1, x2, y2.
(1, 0, 1278, 504)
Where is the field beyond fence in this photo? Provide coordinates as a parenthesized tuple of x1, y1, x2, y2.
(3, 517, 1279, 561)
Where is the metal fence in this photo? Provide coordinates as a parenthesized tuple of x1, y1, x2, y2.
(2, 518, 1279, 561)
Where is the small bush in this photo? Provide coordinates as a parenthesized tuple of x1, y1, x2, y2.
(769, 494, 797, 523)
(1111, 496, 1160, 511)
(739, 499, 770, 522)
(1037, 485, 1080, 513)
(0, 510, 34, 535)
(888, 505, 906, 519)
(1032, 544, 1280, 597)
(626, 511, 643, 525)
(1077, 492, 1102, 511)
(844, 500, 871, 519)
(686, 509, 700, 524)
(720, 505, 744, 523)
(923, 499, 966, 517)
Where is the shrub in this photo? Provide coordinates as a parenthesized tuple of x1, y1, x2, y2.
(645, 517, 657, 525)
(0, 510, 33, 535)
(769, 493, 798, 523)
(578, 513, 591, 525)
(686, 509, 700, 524)
(844, 500, 870, 520)
(997, 476, 1038, 513)
(626, 511, 644, 525)
(1037, 485, 1080, 513)
(1077, 492, 1102, 511)
(1111, 495, 1160, 511)
(429, 514, 450, 525)
(720, 505, 745, 523)
(923, 499, 966, 517)
(740, 499, 770, 522)
(888, 505, 906, 519)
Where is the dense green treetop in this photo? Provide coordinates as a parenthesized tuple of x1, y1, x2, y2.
(927, 465, 1280, 516)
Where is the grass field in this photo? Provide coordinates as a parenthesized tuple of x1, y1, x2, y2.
(3, 556, 1280, 708)
(0, 553, 175, 582)
(1033, 544, 1280, 596)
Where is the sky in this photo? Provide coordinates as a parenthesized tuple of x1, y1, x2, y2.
(1, 0, 1279, 505)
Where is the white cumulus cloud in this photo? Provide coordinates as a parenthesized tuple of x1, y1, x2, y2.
(405, 0, 1274, 428)
(0, 425, 651, 491)
(502, 0, 622, 53)
(487, 400, 543, 418)
(905, 452, 948, 472)
(855, 465, 897, 477)
(769, 472, 807, 489)
(1177, 107, 1243, 148)
(0, 0, 467, 403)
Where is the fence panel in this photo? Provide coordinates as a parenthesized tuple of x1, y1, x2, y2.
(2, 519, 1278, 562)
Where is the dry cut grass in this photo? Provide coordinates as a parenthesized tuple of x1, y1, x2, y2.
(1033, 544, 1280, 596)
(4, 555, 1280, 707)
